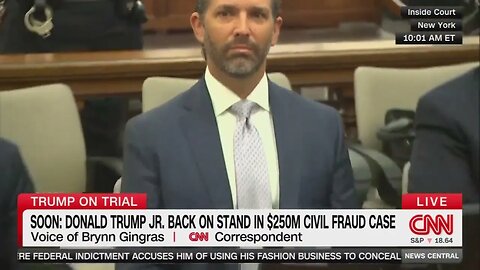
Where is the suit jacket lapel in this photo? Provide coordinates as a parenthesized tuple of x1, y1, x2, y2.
(179, 78, 233, 209)
(269, 81, 300, 209)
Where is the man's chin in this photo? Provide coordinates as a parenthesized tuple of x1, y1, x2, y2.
(224, 66, 257, 78)
(220, 57, 261, 78)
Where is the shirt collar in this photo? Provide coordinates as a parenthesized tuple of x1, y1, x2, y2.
(205, 67, 270, 117)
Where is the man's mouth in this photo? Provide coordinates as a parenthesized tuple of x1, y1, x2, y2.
(229, 45, 253, 53)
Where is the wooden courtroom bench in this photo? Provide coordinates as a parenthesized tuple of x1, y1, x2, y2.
(0, 36, 478, 139)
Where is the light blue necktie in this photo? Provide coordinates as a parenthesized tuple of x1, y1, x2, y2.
(230, 100, 272, 209)
(231, 100, 271, 270)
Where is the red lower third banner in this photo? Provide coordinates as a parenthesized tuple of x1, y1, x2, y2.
(17, 193, 146, 247)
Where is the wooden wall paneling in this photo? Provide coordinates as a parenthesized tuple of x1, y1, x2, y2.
(158, 0, 196, 31)
(141, 0, 387, 32)
(143, 0, 196, 32)
(281, 0, 381, 28)
(142, 0, 166, 32)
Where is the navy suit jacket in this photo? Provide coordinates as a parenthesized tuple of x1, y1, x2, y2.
(119, 78, 358, 270)
(0, 138, 34, 270)
(409, 67, 479, 203)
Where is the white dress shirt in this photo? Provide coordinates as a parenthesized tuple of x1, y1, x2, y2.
(204, 67, 280, 209)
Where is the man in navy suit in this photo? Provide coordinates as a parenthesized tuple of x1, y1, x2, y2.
(409, 66, 479, 270)
(409, 67, 479, 203)
(0, 138, 34, 269)
(120, 0, 358, 268)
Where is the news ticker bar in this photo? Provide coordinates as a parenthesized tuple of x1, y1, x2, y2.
(17, 248, 463, 264)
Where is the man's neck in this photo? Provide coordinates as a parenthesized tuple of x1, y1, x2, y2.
(207, 64, 266, 99)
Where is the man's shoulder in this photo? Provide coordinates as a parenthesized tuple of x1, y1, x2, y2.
(0, 138, 24, 193)
(128, 83, 197, 129)
(0, 138, 20, 163)
(270, 83, 340, 120)
(415, 67, 479, 136)
(421, 67, 479, 106)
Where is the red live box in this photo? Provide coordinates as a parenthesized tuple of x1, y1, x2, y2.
(402, 193, 462, 209)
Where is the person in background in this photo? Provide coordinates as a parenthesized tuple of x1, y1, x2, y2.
(409, 65, 479, 270)
(0, 0, 146, 157)
(408, 66, 479, 203)
(120, 0, 358, 269)
(0, 138, 35, 269)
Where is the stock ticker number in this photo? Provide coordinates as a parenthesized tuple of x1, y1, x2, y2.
(435, 237, 454, 244)
(411, 237, 454, 244)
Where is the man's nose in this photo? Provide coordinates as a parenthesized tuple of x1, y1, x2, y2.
(233, 13, 250, 37)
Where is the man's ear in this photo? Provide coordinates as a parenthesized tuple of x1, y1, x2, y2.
(271, 16, 283, 46)
(190, 12, 205, 44)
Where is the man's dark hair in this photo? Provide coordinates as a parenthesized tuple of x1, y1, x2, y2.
(196, 0, 282, 19)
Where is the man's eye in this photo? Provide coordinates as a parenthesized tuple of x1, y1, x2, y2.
(252, 11, 267, 19)
(218, 10, 231, 17)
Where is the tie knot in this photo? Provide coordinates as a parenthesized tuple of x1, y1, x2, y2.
(230, 100, 259, 119)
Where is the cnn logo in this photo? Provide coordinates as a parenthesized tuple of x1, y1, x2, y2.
(409, 214, 453, 235)
(189, 232, 209, 242)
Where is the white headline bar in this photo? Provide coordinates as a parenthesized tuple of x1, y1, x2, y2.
(22, 209, 462, 247)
